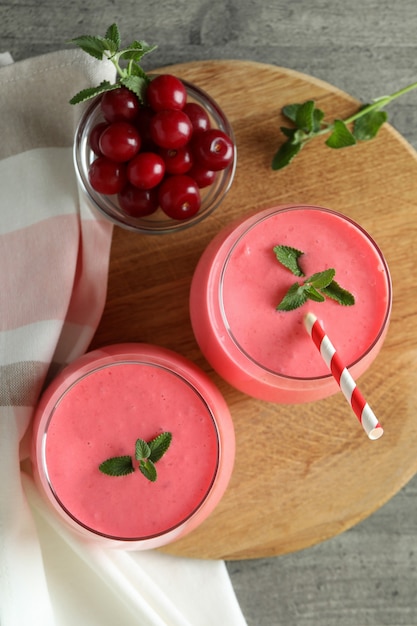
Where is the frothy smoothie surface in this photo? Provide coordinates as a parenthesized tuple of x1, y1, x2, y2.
(221, 207, 390, 379)
(44, 362, 219, 539)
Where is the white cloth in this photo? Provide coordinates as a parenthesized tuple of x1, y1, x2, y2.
(0, 49, 247, 626)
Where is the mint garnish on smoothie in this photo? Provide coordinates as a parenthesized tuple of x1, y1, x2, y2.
(99, 432, 172, 482)
(273, 245, 355, 311)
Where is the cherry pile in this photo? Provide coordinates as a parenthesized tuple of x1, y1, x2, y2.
(87, 74, 234, 221)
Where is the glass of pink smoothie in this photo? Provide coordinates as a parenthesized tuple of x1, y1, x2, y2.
(31, 343, 235, 549)
(189, 205, 392, 403)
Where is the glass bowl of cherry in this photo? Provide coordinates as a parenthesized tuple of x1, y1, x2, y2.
(73, 74, 236, 234)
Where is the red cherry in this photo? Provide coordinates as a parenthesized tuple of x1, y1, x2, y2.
(158, 175, 201, 220)
(88, 157, 127, 194)
(187, 163, 216, 188)
(127, 152, 165, 189)
(192, 129, 234, 171)
(146, 74, 187, 111)
(118, 183, 159, 217)
(89, 122, 109, 156)
(100, 87, 140, 122)
(150, 110, 193, 149)
(99, 122, 141, 162)
(183, 102, 211, 134)
(158, 146, 193, 174)
(135, 106, 155, 148)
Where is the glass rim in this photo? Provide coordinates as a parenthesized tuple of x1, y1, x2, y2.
(218, 204, 393, 383)
(39, 358, 221, 542)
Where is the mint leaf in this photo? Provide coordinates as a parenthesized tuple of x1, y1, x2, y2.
(135, 438, 151, 461)
(312, 106, 325, 132)
(272, 139, 303, 170)
(307, 268, 335, 289)
(126, 62, 150, 78)
(119, 41, 158, 62)
(295, 100, 316, 132)
(120, 74, 149, 101)
(273, 245, 305, 277)
(139, 459, 157, 482)
(304, 285, 326, 302)
(282, 103, 301, 123)
(321, 280, 355, 305)
(148, 432, 172, 463)
(105, 23, 121, 49)
(69, 35, 111, 60)
(99, 455, 135, 476)
(353, 108, 388, 141)
(282, 102, 324, 133)
(280, 126, 297, 139)
(69, 80, 119, 105)
(276, 283, 308, 311)
(325, 119, 357, 148)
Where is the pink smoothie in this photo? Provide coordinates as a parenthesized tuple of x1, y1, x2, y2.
(190, 205, 392, 403)
(32, 344, 235, 549)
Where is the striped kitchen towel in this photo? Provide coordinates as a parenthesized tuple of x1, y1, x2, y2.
(0, 49, 247, 626)
(0, 48, 115, 625)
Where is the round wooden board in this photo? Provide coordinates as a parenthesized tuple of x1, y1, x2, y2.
(90, 60, 417, 560)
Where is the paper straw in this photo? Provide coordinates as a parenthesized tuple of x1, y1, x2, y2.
(304, 312, 383, 440)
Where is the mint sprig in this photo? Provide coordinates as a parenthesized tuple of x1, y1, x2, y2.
(272, 80, 417, 170)
(69, 23, 157, 104)
(273, 245, 355, 311)
(99, 432, 172, 482)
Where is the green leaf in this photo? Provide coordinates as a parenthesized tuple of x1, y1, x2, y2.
(99, 455, 135, 476)
(105, 23, 121, 49)
(68, 35, 111, 60)
(139, 459, 157, 482)
(280, 126, 297, 139)
(148, 432, 172, 463)
(282, 102, 324, 132)
(295, 100, 316, 132)
(272, 139, 303, 170)
(69, 80, 118, 105)
(353, 109, 388, 141)
(135, 438, 151, 461)
(119, 41, 158, 62)
(321, 280, 355, 306)
(325, 119, 357, 148)
(304, 285, 326, 302)
(306, 268, 335, 289)
(273, 245, 305, 277)
(312, 107, 325, 132)
(282, 103, 301, 123)
(127, 63, 150, 78)
(276, 283, 308, 311)
(120, 74, 149, 100)
(275, 263, 355, 311)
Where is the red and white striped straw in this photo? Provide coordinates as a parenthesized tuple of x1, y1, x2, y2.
(304, 312, 383, 440)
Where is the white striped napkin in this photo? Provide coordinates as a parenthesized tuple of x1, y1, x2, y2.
(0, 49, 247, 626)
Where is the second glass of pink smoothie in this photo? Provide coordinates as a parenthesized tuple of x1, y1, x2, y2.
(190, 204, 392, 403)
(31, 343, 235, 549)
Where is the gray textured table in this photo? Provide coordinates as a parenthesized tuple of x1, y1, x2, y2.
(3, 1, 417, 624)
